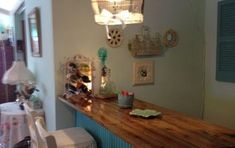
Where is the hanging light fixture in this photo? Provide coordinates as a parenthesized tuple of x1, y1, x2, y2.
(91, 0, 144, 38)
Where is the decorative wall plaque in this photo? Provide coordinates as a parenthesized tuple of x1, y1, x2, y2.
(128, 26, 163, 57)
(133, 60, 154, 85)
(106, 28, 123, 48)
(162, 29, 178, 48)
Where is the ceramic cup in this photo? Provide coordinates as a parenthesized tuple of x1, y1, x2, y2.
(118, 94, 134, 108)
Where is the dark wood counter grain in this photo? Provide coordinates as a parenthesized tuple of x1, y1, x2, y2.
(58, 97, 235, 148)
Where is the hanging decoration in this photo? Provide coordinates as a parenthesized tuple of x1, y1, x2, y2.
(162, 29, 178, 48)
(106, 27, 123, 48)
(91, 0, 144, 38)
(128, 26, 179, 57)
(128, 26, 163, 57)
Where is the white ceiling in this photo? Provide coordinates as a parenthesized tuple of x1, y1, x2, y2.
(0, 0, 23, 13)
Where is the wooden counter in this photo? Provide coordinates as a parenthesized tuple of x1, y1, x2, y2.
(58, 97, 235, 148)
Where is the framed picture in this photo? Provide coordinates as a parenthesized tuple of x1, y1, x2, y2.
(28, 7, 42, 57)
(133, 60, 154, 85)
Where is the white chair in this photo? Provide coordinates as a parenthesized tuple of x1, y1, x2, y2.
(24, 102, 42, 148)
(35, 114, 96, 148)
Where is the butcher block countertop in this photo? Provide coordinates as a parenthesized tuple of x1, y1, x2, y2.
(58, 96, 235, 148)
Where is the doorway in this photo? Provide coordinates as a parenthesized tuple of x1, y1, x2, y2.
(15, 2, 27, 64)
(0, 1, 26, 103)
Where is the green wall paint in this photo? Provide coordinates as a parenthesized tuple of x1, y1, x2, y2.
(0, 13, 11, 32)
(53, 0, 205, 129)
(204, 0, 235, 130)
(25, 0, 235, 130)
(25, 0, 56, 131)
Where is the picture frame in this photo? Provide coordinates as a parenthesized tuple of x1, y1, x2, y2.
(28, 7, 42, 57)
(162, 29, 178, 48)
(133, 60, 154, 85)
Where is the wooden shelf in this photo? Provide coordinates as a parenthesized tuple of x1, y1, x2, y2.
(58, 96, 235, 147)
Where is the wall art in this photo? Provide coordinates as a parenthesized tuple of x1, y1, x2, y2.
(28, 7, 42, 57)
(133, 60, 154, 85)
(106, 27, 123, 48)
(162, 29, 178, 48)
(128, 26, 163, 57)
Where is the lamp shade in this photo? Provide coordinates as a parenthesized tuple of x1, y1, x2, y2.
(2, 61, 35, 85)
(91, 0, 144, 25)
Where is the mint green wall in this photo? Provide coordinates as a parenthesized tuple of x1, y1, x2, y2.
(24, 0, 235, 131)
(53, 0, 205, 129)
(14, 12, 24, 40)
(25, 0, 56, 131)
(204, 0, 235, 130)
(0, 13, 11, 32)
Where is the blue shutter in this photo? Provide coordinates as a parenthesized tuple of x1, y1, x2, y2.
(216, 0, 235, 82)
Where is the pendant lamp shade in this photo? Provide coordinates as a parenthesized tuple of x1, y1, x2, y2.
(2, 61, 35, 85)
(91, 0, 144, 26)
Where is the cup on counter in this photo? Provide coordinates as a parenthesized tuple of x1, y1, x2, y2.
(118, 91, 134, 108)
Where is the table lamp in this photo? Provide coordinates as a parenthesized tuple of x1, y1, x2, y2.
(1, 61, 35, 101)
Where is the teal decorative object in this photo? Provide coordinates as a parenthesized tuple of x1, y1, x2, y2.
(96, 47, 116, 98)
(118, 93, 134, 108)
(98, 47, 107, 65)
(129, 109, 161, 118)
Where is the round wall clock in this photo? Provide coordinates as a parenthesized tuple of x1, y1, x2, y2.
(106, 28, 123, 48)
